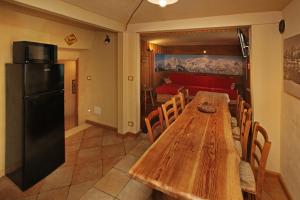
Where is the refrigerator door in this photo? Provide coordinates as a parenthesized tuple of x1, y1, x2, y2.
(23, 90, 65, 189)
(24, 64, 64, 96)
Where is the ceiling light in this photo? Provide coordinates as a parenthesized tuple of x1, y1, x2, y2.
(147, 0, 178, 7)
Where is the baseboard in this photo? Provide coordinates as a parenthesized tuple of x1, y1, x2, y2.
(85, 120, 117, 132)
(65, 123, 92, 138)
(123, 131, 142, 137)
(0, 169, 4, 178)
(278, 175, 293, 200)
(265, 170, 293, 200)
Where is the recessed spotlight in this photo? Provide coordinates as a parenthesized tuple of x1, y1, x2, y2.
(203, 50, 207, 54)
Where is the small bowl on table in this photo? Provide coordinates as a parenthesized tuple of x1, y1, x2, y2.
(197, 102, 217, 113)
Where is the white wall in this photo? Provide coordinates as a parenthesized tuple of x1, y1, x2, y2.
(250, 24, 283, 172)
(79, 32, 118, 127)
(281, 0, 300, 199)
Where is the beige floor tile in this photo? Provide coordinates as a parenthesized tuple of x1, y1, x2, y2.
(67, 180, 96, 200)
(64, 151, 78, 167)
(80, 137, 102, 150)
(72, 160, 102, 185)
(102, 129, 118, 137)
(80, 188, 114, 200)
(65, 132, 83, 145)
(76, 147, 102, 165)
(65, 142, 81, 154)
(102, 144, 125, 159)
(83, 127, 103, 139)
(129, 140, 151, 158)
(124, 137, 140, 154)
(117, 179, 152, 200)
(102, 156, 124, 176)
(38, 187, 69, 200)
(0, 176, 26, 200)
(102, 135, 123, 146)
(114, 154, 138, 173)
(40, 165, 74, 192)
(18, 195, 38, 200)
(94, 168, 130, 197)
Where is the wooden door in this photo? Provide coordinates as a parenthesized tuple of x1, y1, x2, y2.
(60, 60, 78, 130)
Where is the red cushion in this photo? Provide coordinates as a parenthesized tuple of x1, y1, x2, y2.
(156, 84, 183, 95)
(156, 73, 238, 100)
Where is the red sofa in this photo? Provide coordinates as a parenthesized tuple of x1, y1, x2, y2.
(156, 73, 237, 102)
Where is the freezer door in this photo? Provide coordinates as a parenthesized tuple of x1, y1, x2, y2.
(24, 64, 64, 96)
(23, 90, 65, 189)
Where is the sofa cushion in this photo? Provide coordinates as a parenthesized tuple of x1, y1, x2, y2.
(157, 73, 238, 100)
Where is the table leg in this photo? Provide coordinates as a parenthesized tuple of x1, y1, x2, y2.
(144, 90, 147, 113)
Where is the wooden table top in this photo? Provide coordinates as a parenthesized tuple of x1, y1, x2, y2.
(129, 91, 242, 200)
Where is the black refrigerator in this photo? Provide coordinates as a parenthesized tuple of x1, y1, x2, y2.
(5, 41, 65, 190)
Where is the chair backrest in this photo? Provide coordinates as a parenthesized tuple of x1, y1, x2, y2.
(250, 122, 272, 200)
(172, 93, 184, 116)
(237, 99, 245, 127)
(236, 94, 242, 117)
(145, 107, 164, 143)
(162, 98, 177, 128)
(180, 89, 190, 104)
(240, 103, 252, 161)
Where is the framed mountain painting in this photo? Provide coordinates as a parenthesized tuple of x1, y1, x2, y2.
(284, 34, 300, 99)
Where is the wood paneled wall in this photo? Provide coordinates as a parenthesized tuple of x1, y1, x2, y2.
(140, 42, 244, 90)
(164, 45, 242, 56)
(141, 40, 166, 88)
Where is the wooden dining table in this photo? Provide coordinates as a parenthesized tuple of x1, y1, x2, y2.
(129, 91, 243, 200)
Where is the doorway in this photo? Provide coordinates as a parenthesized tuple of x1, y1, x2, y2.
(59, 60, 79, 131)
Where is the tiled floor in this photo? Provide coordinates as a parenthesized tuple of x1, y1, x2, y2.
(0, 126, 289, 200)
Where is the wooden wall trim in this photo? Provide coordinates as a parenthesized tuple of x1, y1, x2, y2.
(266, 170, 293, 200)
(86, 120, 142, 138)
(164, 45, 242, 56)
(85, 120, 117, 132)
(278, 175, 293, 200)
(0, 169, 4, 178)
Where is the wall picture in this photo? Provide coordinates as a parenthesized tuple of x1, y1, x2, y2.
(155, 54, 244, 75)
(284, 34, 300, 99)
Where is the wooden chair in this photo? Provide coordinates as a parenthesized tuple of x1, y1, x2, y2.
(180, 88, 191, 104)
(161, 98, 177, 128)
(232, 100, 245, 140)
(239, 122, 271, 200)
(233, 105, 252, 160)
(145, 107, 164, 143)
(172, 93, 185, 116)
(231, 95, 242, 128)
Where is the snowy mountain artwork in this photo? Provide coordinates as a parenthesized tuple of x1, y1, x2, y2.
(155, 54, 244, 76)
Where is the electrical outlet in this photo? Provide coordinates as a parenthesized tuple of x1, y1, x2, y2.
(94, 106, 102, 115)
(128, 121, 134, 127)
(128, 76, 134, 81)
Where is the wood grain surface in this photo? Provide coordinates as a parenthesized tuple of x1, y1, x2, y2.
(129, 91, 242, 200)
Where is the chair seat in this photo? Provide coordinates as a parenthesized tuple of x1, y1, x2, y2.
(231, 117, 238, 127)
(232, 127, 241, 140)
(240, 161, 256, 194)
(152, 126, 164, 140)
(234, 140, 242, 158)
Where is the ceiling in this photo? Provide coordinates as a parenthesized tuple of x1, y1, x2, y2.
(141, 28, 246, 46)
(61, 0, 291, 24)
